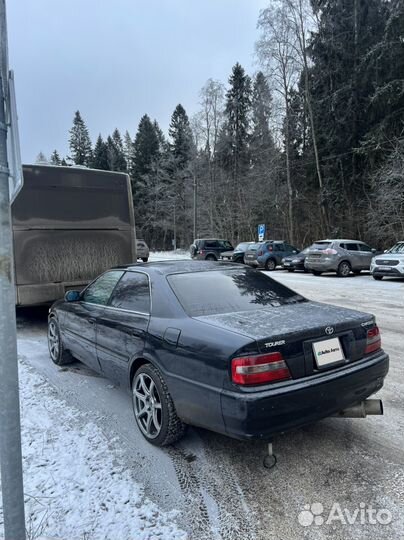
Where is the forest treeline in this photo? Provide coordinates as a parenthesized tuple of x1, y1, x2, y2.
(37, 0, 404, 249)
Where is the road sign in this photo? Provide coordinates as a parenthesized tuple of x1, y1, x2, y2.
(258, 223, 266, 242)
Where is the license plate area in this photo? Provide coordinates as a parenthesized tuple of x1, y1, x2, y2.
(312, 337, 345, 368)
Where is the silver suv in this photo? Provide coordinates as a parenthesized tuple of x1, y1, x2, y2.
(136, 239, 149, 262)
(305, 239, 376, 277)
(371, 241, 404, 280)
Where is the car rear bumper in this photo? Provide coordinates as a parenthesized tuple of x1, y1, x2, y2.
(220, 351, 389, 441)
(245, 259, 259, 267)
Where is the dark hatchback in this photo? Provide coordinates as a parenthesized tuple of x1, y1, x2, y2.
(282, 247, 311, 272)
(48, 261, 389, 446)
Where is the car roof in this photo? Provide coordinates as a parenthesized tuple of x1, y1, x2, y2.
(315, 239, 367, 243)
(114, 260, 243, 276)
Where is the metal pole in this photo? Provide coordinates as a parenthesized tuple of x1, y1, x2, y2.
(193, 172, 197, 240)
(0, 0, 26, 538)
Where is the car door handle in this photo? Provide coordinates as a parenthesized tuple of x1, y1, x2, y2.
(88, 318, 96, 325)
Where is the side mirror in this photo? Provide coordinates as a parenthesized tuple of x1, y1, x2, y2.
(383, 249, 388, 253)
(371, 248, 377, 253)
(65, 290, 81, 302)
(293, 250, 298, 254)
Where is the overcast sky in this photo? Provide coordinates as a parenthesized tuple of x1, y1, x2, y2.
(7, 0, 269, 163)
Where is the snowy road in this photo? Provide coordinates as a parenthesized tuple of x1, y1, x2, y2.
(15, 255, 404, 540)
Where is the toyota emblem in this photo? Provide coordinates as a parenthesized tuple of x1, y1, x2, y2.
(325, 326, 334, 335)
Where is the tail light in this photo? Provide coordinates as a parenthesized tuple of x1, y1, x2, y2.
(323, 248, 338, 255)
(365, 326, 381, 355)
(199, 250, 204, 255)
(268, 246, 273, 251)
(231, 352, 291, 386)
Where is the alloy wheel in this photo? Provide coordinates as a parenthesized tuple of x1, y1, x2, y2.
(133, 373, 162, 439)
(48, 320, 60, 361)
(340, 262, 351, 277)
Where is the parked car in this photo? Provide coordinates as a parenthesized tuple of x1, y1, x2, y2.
(245, 240, 300, 271)
(136, 239, 149, 262)
(281, 246, 311, 272)
(190, 239, 234, 260)
(371, 241, 404, 280)
(48, 261, 388, 447)
(221, 242, 255, 264)
(305, 239, 376, 277)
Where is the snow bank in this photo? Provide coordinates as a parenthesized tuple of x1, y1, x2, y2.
(0, 361, 186, 540)
(149, 250, 189, 262)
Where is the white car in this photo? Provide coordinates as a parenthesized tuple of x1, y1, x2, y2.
(371, 241, 404, 280)
(136, 239, 149, 262)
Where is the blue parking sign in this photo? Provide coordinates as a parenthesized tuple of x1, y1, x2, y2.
(258, 224, 266, 241)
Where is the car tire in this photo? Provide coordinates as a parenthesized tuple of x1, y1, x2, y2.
(265, 258, 276, 271)
(312, 270, 322, 276)
(287, 268, 295, 273)
(337, 261, 351, 277)
(353, 269, 361, 275)
(48, 318, 74, 366)
(373, 275, 383, 281)
(206, 254, 217, 261)
(142, 257, 148, 262)
(132, 363, 186, 447)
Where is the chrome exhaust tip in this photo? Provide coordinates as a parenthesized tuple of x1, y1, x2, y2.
(333, 399, 383, 418)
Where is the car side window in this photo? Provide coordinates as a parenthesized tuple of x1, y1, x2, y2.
(275, 244, 285, 251)
(205, 240, 220, 249)
(109, 272, 151, 313)
(82, 271, 124, 306)
(345, 243, 359, 251)
(358, 244, 372, 252)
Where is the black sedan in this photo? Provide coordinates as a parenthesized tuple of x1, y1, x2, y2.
(281, 246, 311, 272)
(48, 261, 389, 446)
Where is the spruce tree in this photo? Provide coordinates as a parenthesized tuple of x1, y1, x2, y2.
(110, 128, 127, 171)
(36, 151, 48, 164)
(92, 135, 110, 170)
(250, 71, 274, 158)
(219, 63, 252, 177)
(49, 150, 61, 165)
(168, 104, 195, 168)
(68, 110, 92, 166)
(133, 114, 160, 178)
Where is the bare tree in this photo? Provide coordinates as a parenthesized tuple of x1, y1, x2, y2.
(283, 0, 328, 234)
(257, 1, 301, 244)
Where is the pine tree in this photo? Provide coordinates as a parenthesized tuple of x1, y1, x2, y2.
(92, 135, 110, 170)
(49, 150, 61, 165)
(68, 110, 92, 166)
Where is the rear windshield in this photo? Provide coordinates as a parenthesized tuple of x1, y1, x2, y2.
(235, 242, 251, 251)
(167, 268, 305, 317)
(311, 242, 332, 250)
(247, 243, 263, 251)
(388, 242, 404, 254)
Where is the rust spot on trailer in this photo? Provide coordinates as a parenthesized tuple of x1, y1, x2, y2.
(0, 256, 11, 280)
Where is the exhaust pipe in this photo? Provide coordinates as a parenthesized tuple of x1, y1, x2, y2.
(332, 399, 383, 418)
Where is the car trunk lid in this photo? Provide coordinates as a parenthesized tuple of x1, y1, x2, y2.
(195, 301, 374, 379)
